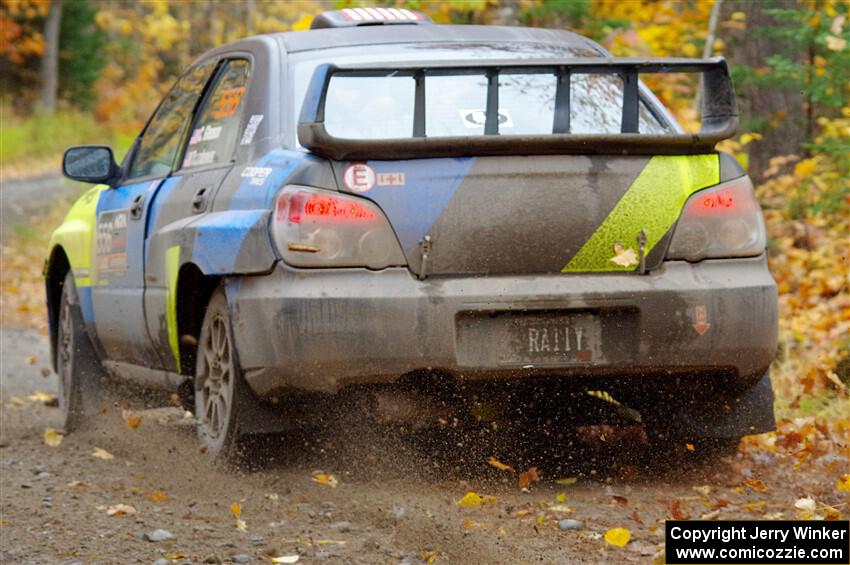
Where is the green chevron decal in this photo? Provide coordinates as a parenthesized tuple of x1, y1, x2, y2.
(563, 154, 720, 272)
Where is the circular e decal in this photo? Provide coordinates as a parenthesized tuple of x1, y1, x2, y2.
(343, 163, 376, 193)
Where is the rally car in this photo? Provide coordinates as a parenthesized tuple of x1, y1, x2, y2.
(47, 7, 778, 459)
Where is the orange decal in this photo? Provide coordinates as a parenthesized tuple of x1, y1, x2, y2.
(211, 86, 245, 119)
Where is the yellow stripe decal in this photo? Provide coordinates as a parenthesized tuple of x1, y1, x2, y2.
(165, 245, 181, 371)
(562, 154, 720, 272)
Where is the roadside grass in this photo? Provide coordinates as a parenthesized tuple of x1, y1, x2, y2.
(0, 105, 133, 179)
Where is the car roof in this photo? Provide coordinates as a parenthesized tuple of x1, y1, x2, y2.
(276, 24, 604, 54)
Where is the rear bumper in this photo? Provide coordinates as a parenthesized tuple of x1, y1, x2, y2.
(229, 256, 777, 395)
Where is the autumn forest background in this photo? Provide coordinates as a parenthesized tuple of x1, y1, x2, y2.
(1, 0, 848, 423)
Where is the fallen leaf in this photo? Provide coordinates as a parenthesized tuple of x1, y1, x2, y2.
(555, 477, 578, 486)
(795, 497, 816, 512)
(556, 493, 567, 503)
(106, 503, 136, 516)
(164, 552, 187, 561)
(312, 472, 338, 488)
(28, 391, 55, 403)
(610, 243, 638, 268)
(518, 467, 540, 489)
(548, 504, 573, 513)
(463, 517, 489, 529)
(230, 502, 241, 518)
(24, 355, 36, 365)
(837, 474, 850, 493)
(43, 427, 63, 447)
(122, 409, 142, 429)
(744, 501, 768, 514)
(700, 510, 721, 520)
(487, 457, 515, 473)
(685, 443, 695, 452)
(236, 518, 247, 531)
(611, 495, 629, 507)
(629, 510, 644, 526)
(665, 499, 690, 520)
(418, 550, 437, 564)
(40, 367, 52, 377)
(271, 557, 300, 564)
(692, 485, 711, 497)
(604, 527, 631, 547)
(147, 490, 168, 503)
(458, 491, 497, 507)
(745, 479, 768, 493)
(92, 447, 114, 460)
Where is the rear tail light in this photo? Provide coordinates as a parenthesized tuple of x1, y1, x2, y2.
(271, 185, 406, 269)
(666, 175, 766, 262)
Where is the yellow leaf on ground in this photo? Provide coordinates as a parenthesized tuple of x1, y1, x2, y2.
(29, 391, 55, 403)
(312, 473, 338, 488)
(106, 503, 136, 516)
(271, 556, 300, 564)
(24, 356, 37, 365)
(556, 493, 567, 503)
(745, 479, 768, 493)
(44, 427, 63, 447)
(458, 491, 497, 507)
(230, 502, 241, 518)
(838, 475, 850, 492)
(92, 447, 114, 460)
(147, 490, 168, 503)
(685, 443, 695, 452)
(604, 527, 631, 547)
(487, 457, 515, 473)
(122, 409, 142, 429)
(236, 518, 247, 531)
(555, 477, 578, 486)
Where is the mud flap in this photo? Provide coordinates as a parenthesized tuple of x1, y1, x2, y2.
(658, 372, 775, 439)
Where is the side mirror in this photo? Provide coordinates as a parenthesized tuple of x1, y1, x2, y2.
(62, 145, 122, 186)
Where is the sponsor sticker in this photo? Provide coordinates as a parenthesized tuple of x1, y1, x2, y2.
(343, 163, 376, 193)
(459, 108, 514, 129)
(241, 166, 273, 186)
(240, 114, 264, 145)
(96, 210, 129, 275)
(377, 172, 405, 186)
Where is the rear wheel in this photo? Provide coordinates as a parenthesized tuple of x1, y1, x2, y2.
(195, 287, 258, 461)
(57, 272, 104, 432)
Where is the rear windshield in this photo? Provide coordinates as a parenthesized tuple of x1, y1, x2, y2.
(291, 43, 674, 141)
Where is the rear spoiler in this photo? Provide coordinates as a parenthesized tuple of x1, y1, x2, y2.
(297, 57, 737, 160)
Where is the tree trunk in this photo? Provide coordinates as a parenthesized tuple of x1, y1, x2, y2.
(720, 0, 806, 180)
(244, 0, 256, 35)
(39, 0, 64, 114)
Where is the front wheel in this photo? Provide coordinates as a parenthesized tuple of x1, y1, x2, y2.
(57, 272, 104, 432)
(194, 286, 258, 461)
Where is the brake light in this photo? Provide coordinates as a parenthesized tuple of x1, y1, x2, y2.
(271, 185, 406, 269)
(666, 176, 766, 262)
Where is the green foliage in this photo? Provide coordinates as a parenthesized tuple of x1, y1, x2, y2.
(0, 105, 132, 168)
(58, 0, 106, 110)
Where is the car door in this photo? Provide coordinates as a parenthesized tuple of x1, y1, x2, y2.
(143, 58, 253, 374)
(91, 60, 216, 367)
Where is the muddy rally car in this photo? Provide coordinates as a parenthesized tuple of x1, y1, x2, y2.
(47, 7, 777, 460)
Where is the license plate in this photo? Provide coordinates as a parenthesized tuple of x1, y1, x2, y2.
(456, 311, 605, 368)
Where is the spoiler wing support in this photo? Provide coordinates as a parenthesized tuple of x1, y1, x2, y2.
(298, 57, 738, 160)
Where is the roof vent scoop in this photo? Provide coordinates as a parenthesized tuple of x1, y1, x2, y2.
(310, 7, 433, 29)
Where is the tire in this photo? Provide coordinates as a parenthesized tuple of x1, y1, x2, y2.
(57, 272, 104, 432)
(194, 286, 257, 461)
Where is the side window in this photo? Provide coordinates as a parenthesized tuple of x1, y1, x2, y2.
(182, 59, 251, 169)
(128, 62, 215, 180)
